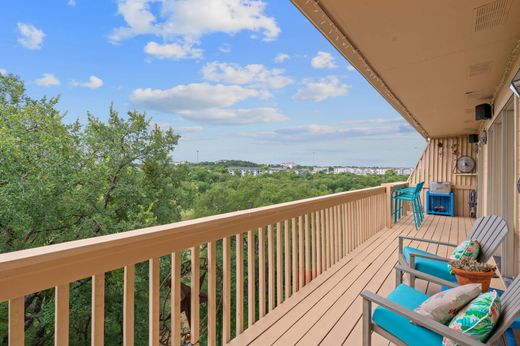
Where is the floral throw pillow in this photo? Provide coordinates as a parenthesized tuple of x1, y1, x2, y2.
(414, 284, 481, 324)
(442, 291, 501, 346)
(448, 240, 480, 272)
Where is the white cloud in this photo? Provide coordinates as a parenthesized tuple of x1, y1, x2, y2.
(131, 82, 286, 125)
(274, 53, 289, 63)
(293, 76, 349, 102)
(346, 64, 356, 72)
(144, 41, 203, 60)
(110, 0, 280, 59)
(17, 23, 45, 50)
(180, 107, 286, 125)
(201, 62, 292, 89)
(131, 83, 261, 112)
(311, 51, 337, 69)
(71, 75, 104, 89)
(68, 0, 76, 6)
(35, 73, 60, 87)
(241, 118, 414, 142)
(0, 69, 6, 75)
(177, 125, 203, 133)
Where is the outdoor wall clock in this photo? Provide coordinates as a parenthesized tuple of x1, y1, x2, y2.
(456, 156, 476, 173)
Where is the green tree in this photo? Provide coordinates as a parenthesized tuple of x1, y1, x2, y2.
(0, 75, 180, 345)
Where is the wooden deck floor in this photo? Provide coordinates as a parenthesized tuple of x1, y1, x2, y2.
(228, 214, 484, 346)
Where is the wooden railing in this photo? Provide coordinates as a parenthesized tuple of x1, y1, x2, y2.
(0, 182, 407, 345)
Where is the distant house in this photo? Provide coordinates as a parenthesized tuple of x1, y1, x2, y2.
(333, 167, 349, 174)
(267, 167, 284, 174)
(312, 166, 329, 174)
(282, 162, 296, 169)
(227, 166, 262, 177)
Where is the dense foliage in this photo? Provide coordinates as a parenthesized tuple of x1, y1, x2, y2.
(0, 75, 406, 345)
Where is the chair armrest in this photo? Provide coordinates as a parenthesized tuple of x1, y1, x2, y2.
(399, 236, 457, 248)
(409, 252, 451, 263)
(361, 290, 484, 346)
(395, 264, 458, 288)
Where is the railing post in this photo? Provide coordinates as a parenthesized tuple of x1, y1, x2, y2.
(383, 183, 394, 229)
(382, 182, 408, 229)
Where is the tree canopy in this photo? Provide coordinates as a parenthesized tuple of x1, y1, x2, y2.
(0, 75, 407, 345)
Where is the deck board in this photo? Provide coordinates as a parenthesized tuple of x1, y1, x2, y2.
(227, 215, 494, 346)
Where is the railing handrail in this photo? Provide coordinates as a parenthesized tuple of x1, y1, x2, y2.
(0, 184, 394, 302)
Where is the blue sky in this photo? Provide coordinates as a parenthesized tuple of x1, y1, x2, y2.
(0, 0, 426, 167)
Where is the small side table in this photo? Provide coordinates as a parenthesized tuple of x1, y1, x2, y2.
(425, 191, 454, 217)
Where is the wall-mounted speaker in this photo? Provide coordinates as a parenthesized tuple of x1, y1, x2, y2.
(468, 134, 479, 143)
(475, 103, 492, 120)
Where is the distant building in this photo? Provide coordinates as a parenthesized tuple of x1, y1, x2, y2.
(333, 167, 349, 174)
(267, 167, 284, 174)
(228, 166, 262, 177)
(330, 166, 412, 176)
(312, 166, 329, 174)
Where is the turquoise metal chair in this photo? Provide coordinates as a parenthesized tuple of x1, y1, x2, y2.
(397, 215, 509, 288)
(392, 181, 424, 229)
(361, 265, 520, 346)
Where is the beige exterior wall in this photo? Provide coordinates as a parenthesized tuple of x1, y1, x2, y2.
(515, 98, 520, 274)
(408, 137, 477, 217)
(476, 52, 520, 276)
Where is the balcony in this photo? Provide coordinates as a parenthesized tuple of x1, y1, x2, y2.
(229, 214, 504, 346)
(0, 182, 506, 345)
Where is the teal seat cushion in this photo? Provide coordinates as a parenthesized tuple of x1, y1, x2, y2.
(372, 284, 443, 346)
(403, 247, 457, 283)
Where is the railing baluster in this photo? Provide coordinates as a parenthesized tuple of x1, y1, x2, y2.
(92, 273, 105, 346)
(304, 214, 310, 284)
(338, 204, 345, 258)
(55, 284, 69, 346)
(236, 233, 244, 333)
(298, 216, 304, 290)
(349, 203, 352, 251)
(316, 210, 322, 276)
(247, 230, 256, 327)
(291, 218, 298, 294)
(9, 296, 24, 346)
(326, 208, 331, 269)
(149, 258, 160, 346)
(208, 241, 217, 346)
(355, 201, 359, 249)
(258, 227, 266, 318)
(123, 265, 134, 346)
(321, 209, 326, 272)
(267, 225, 275, 311)
(333, 206, 338, 263)
(191, 246, 200, 344)
(284, 219, 291, 299)
(342, 204, 347, 255)
(311, 212, 317, 280)
(339, 205, 343, 258)
(222, 237, 231, 343)
(337, 205, 342, 260)
(331, 207, 335, 264)
(342, 203, 349, 256)
(368, 197, 373, 236)
(276, 222, 283, 306)
(171, 253, 181, 346)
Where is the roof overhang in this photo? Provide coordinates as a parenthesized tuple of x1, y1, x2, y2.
(291, 0, 520, 139)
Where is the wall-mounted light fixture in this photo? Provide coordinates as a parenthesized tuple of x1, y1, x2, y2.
(479, 130, 488, 145)
(511, 68, 520, 98)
